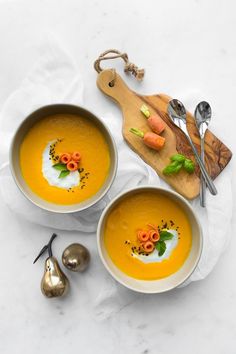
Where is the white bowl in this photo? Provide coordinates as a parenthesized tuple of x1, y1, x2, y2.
(10, 104, 117, 213)
(97, 186, 203, 293)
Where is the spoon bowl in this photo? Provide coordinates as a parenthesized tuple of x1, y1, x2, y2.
(194, 101, 211, 138)
(168, 99, 187, 120)
(167, 99, 189, 135)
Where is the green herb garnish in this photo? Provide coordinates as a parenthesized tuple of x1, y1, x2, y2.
(163, 154, 195, 176)
(53, 163, 71, 179)
(53, 163, 67, 171)
(170, 154, 186, 163)
(59, 170, 70, 179)
(155, 240, 166, 256)
(183, 159, 195, 174)
(159, 230, 174, 241)
(154, 230, 174, 256)
(162, 161, 182, 175)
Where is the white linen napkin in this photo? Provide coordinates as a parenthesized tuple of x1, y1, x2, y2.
(0, 36, 233, 319)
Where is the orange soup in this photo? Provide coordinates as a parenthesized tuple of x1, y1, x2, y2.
(104, 191, 192, 280)
(20, 114, 110, 205)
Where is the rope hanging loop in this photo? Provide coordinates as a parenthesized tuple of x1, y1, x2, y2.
(94, 49, 145, 86)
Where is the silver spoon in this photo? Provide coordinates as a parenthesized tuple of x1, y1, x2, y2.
(194, 101, 212, 207)
(167, 99, 217, 196)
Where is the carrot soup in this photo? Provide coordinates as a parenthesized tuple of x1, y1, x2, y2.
(104, 191, 192, 280)
(20, 114, 110, 205)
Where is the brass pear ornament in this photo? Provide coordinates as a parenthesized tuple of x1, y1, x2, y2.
(33, 234, 69, 298)
(62, 243, 90, 272)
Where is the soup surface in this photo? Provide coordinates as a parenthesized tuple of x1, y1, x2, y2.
(104, 191, 192, 280)
(20, 114, 110, 205)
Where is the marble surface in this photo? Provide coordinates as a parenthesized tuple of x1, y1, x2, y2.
(0, 0, 235, 353)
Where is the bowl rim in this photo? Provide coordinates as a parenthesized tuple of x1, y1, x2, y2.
(97, 185, 203, 294)
(9, 103, 118, 213)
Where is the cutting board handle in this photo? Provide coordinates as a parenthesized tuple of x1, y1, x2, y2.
(96, 69, 135, 106)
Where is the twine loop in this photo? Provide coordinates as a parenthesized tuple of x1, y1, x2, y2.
(94, 49, 144, 86)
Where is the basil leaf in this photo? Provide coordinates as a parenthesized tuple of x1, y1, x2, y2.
(59, 170, 70, 178)
(160, 230, 174, 241)
(53, 163, 67, 171)
(183, 159, 195, 174)
(156, 242, 161, 252)
(162, 161, 182, 176)
(170, 154, 186, 163)
(155, 240, 166, 256)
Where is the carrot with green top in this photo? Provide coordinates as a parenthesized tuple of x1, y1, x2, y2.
(140, 104, 166, 134)
(130, 128, 165, 151)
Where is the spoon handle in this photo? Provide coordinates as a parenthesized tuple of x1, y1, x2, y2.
(186, 136, 217, 196)
(200, 138, 206, 207)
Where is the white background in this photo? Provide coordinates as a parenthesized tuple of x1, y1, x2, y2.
(0, 0, 235, 353)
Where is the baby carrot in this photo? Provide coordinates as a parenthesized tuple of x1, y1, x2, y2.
(140, 105, 166, 134)
(130, 128, 165, 151)
(147, 115, 166, 135)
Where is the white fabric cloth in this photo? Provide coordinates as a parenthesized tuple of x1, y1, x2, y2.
(0, 36, 233, 317)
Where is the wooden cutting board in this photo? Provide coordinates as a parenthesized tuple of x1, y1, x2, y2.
(96, 69, 232, 199)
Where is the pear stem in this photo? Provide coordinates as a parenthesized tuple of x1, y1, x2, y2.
(33, 233, 57, 264)
(33, 245, 48, 264)
(48, 233, 57, 258)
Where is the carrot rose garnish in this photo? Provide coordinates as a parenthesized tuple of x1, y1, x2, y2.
(137, 230, 149, 242)
(72, 151, 81, 162)
(148, 229, 160, 243)
(142, 241, 154, 253)
(147, 223, 158, 230)
(60, 153, 71, 164)
(67, 161, 78, 171)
